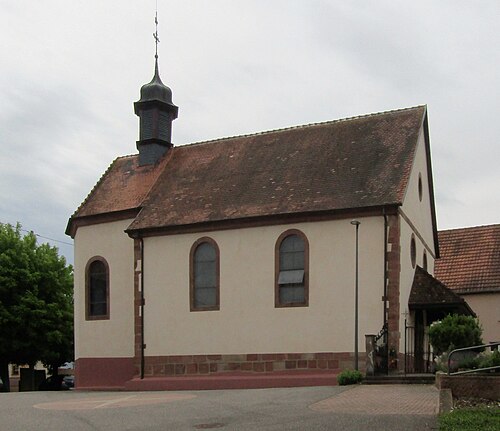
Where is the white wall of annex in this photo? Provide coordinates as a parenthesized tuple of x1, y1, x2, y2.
(463, 293, 500, 344)
(143, 217, 386, 356)
(74, 219, 135, 358)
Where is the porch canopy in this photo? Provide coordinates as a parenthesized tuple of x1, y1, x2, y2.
(409, 266, 475, 322)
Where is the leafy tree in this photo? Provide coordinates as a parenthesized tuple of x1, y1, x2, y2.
(0, 223, 73, 391)
(428, 314, 483, 355)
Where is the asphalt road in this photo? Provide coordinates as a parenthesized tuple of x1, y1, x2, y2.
(0, 385, 438, 430)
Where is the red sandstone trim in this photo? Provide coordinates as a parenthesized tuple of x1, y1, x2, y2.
(142, 352, 362, 377)
(124, 371, 340, 391)
(386, 214, 401, 365)
(74, 352, 364, 390)
(75, 357, 135, 390)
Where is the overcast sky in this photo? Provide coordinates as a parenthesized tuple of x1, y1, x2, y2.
(1, 0, 499, 265)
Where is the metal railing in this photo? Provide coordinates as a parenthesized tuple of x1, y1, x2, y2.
(448, 342, 500, 376)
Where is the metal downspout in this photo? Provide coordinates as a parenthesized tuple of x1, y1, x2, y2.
(383, 209, 389, 374)
(140, 238, 145, 379)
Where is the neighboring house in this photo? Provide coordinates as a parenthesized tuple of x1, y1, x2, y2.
(67, 56, 457, 390)
(435, 224, 500, 343)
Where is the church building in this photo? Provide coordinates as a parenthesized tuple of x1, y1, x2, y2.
(67, 43, 471, 389)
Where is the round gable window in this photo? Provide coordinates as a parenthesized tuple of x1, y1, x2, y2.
(418, 173, 423, 202)
(410, 235, 416, 269)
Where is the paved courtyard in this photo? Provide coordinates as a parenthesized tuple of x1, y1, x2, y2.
(0, 384, 438, 430)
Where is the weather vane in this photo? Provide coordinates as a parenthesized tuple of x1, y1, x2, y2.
(153, 8, 160, 59)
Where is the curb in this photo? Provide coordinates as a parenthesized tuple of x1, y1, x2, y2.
(438, 388, 453, 414)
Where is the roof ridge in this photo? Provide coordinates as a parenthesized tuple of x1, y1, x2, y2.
(439, 223, 500, 233)
(176, 105, 427, 149)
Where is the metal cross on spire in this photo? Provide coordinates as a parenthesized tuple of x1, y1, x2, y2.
(153, 10, 160, 59)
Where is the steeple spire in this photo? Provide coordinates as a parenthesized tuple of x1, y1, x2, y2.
(154, 9, 159, 60)
(134, 11, 178, 166)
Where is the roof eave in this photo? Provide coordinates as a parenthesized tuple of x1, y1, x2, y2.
(66, 208, 141, 239)
(125, 203, 401, 239)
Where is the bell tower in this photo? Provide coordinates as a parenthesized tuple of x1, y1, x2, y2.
(134, 13, 178, 165)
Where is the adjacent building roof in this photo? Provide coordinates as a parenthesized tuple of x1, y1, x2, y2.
(409, 266, 475, 316)
(67, 105, 429, 237)
(435, 224, 500, 294)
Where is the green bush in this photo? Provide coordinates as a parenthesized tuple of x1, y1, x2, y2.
(478, 350, 500, 369)
(429, 314, 483, 355)
(457, 355, 480, 370)
(436, 349, 500, 373)
(337, 369, 363, 386)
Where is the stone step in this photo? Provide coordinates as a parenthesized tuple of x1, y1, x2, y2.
(363, 374, 435, 385)
(124, 370, 341, 391)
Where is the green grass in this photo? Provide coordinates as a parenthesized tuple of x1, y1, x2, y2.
(439, 408, 500, 431)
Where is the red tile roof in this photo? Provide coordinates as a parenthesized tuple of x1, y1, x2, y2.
(70, 153, 170, 218)
(435, 224, 500, 294)
(68, 106, 428, 236)
(409, 266, 475, 316)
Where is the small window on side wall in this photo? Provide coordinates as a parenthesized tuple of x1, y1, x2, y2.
(410, 235, 417, 269)
(275, 229, 309, 307)
(190, 237, 220, 311)
(418, 173, 423, 202)
(86, 257, 110, 320)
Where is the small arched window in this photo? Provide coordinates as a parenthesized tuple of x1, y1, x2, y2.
(418, 173, 423, 202)
(86, 257, 109, 320)
(423, 250, 428, 272)
(190, 238, 220, 311)
(410, 235, 417, 269)
(275, 230, 309, 307)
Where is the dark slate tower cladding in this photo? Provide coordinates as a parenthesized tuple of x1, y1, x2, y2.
(134, 14, 178, 165)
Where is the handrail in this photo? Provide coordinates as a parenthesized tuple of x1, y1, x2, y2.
(447, 342, 500, 376)
(375, 323, 387, 343)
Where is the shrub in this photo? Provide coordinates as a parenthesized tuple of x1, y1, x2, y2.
(429, 314, 483, 355)
(478, 350, 500, 370)
(337, 369, 363, 386)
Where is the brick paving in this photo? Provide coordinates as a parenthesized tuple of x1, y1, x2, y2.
(309, 384, 438, 415)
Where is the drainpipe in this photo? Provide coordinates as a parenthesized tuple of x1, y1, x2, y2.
(383, 209, 389, 374)
(140, 238, 145, 379)
(383, 209, 388, 329)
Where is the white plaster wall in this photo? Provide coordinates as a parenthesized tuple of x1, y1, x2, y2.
(399, 216, 436, 344)
(143, 217, 386, 355)
(400, 128, 437, 264)
(462, 293, 500, 343)
(74, 219, 135, 358)
(398, 126, 438, 350)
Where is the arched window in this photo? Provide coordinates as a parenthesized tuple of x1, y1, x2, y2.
(190, 238, 220, 311)
(275, 229, 309, 307)
(423, 250, 428, 272)
(410, 235, 417, 269)
(418, 173, 423, 202)
(86, 257, 109, 320)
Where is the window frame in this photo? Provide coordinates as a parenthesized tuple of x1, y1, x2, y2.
(190, 237, 220, 312)
(275, 229, 309, 308)
(85, 256, 110, 321)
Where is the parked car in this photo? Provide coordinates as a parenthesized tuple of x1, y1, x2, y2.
(62, 375, 74, 389)
(38, 375, 69, 391)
